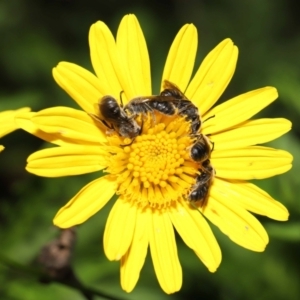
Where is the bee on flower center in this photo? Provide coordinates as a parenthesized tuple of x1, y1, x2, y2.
(186, 132, 215, 208)
(91, 95, 141, 139)
(160, 80, 201, 134)
(124, 93, 176, 118)
(190, 134, 214, 163)
(124, 80, 202, 135)
(188, 159, 215, 208)
(92, 82, 215, 208)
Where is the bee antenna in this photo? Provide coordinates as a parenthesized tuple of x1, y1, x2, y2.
(119, 91, 125, 107)
(211, 141, 215, 152)
(203, 115, 215, 123)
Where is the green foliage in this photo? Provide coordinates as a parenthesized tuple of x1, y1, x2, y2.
(1, 0, 299, 299)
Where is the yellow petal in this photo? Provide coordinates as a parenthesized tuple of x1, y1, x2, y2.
(0, 145, 4, 152)
(117, 14, 151, 98)
(32, 107, 107, 145)
(169, 200, 221, 272)
(54, 176, 116, 228)
(149, 209, 182, 294)
(204, 191, 269, 251)
(187, 39, 238, 114)
(209, 118, 292, 150)
(89, 21, 127, 101)
(212, 146, 293, 180)
(27, 145, 109, 177)
(53, 62, 102, 114)
(104, 199, 137, 261)
(15, 111, 72, 146)
(0, 107, 30, 137)
(213, 178, 289, 221)
(120, 206, 150, 292)
(203, 87, 278, 134)
(161, 24, 197, 92)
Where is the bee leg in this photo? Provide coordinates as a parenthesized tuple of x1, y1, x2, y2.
(128, 113, 138, 120)
(103, 120, 113, 129)
(143, 103, 155, 125)
(88, 113, 113, 130)
(119, 141, 129, 147)
(190, 119, 201, 134)
(150, 109, 156, 126)
(139, 118, 144, 134)
(120, 138, 136, 147)
(88, 112, 101, 123)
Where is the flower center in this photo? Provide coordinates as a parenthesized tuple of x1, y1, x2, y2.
(106, 114, 200, 207)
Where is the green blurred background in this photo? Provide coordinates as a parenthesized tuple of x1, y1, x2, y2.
(0, 0, 299, 299)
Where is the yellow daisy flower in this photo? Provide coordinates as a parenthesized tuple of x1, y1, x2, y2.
(0, 108, 30, 152)
(16, 15, 292, 293)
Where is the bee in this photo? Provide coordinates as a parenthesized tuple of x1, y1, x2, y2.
(124, 92, 176, 120)
(160, 80, 201, 134)
(188, 134, 214, 208)
(91, 95, 141, 139)
(190, 134, 213, 163)
(124, 80, 201, 134)
(188, 159, 215, 207)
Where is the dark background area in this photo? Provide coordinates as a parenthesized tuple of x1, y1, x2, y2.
(0, 0, 299, 299)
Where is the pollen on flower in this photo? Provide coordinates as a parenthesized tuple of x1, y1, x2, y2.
(106, 114, 200, 208)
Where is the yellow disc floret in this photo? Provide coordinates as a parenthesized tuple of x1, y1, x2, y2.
(106, 114, 199, 207)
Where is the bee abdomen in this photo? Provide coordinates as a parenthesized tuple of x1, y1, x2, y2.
(188, 184, 209, 202)
(178, 105, 201, 134)
(190, 140, 209, 162)
(148, 100, 176, 115)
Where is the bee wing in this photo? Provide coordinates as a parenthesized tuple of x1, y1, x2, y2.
(128, 96, 159, 104)
(162, 80, 188, 100)
(163, 80, 178, 90)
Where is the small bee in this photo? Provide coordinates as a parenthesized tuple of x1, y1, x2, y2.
(91, 95, 141, 139)
(190, 134, 213, 163)
(188, 159, 215, 207)
(160, 80, 201, 134)
(124, 80, 201, 134)
(124, 93, 176, 120)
